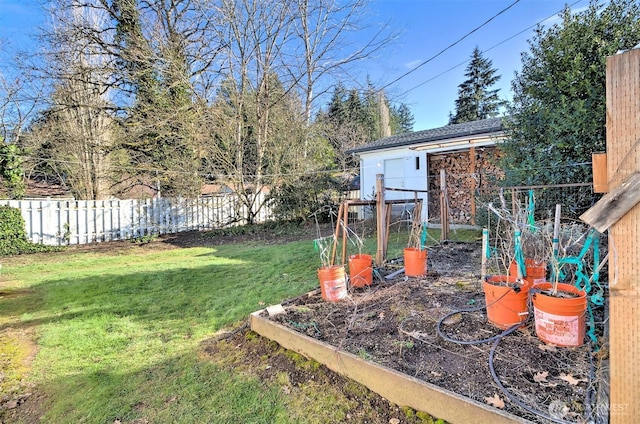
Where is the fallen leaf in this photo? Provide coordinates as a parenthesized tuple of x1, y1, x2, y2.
(4, 400, 18, 409)
(389, 419, 400, 424)
(485, 393, 505, 409)
(559, 373, 587, 385)
(533, 371, 548, 383)
(538, 344, 558, 352)
(378, 312, 386, 319)
(282, 385, 291, 395)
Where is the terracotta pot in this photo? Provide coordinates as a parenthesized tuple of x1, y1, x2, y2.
(348, 254, 373, 287)
(404, 248, 427, 277)
(509, 259, 547, 286)
(317, 265, 348, 302)
(532, 282, 587, 347)
(483, 275, 531, 330)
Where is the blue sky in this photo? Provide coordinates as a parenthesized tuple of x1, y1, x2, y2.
(366, 0, 589, 129)
(0, 0, 589, 130)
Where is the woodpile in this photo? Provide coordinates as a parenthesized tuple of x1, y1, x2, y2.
(428, 147, 503, 224)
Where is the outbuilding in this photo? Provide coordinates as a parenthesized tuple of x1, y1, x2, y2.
(347, 117, 506, 225)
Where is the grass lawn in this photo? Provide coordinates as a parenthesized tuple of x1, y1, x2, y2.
(0, 225, 478, 423)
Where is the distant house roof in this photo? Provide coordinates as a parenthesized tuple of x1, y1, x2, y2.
(347, 116, 505, 154)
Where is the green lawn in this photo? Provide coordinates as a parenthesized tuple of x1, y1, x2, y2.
(0, 226, 477, 423)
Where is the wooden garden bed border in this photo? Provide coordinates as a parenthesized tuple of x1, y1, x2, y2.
(249, 309, 532, 424)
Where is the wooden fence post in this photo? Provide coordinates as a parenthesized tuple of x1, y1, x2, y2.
(375, 174, 386, 266)
(439, 169, 449, 241)
(470, 146, 476, 225)
(606, 48, 640, 423)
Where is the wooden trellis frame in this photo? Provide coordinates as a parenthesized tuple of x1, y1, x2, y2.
(603, 48, 640, 424)
(330, 174, 425, 267)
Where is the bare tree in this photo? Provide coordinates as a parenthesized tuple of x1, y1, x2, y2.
(204, 0, 300, 222)
(27, 0, 116, 199)
(10, 0, 397, 205)
(289, 0, 396, 125)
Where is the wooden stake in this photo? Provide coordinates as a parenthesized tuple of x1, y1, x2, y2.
(470, 147, 477, 226)
(439, 169, 449, 241)
(341, 201, 349, 265)
(375, 174, 385, 266)
(330, 202, 343, 266)
(481, 228, 488, 281)
(553, 204, 561, 257)
(385, 202, 392, 260)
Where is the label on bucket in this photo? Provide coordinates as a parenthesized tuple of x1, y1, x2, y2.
(534, 308, 582, 346)
(323, 278, 347, 302)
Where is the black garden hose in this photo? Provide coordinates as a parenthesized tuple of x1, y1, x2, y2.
(436, 284, 590, 424)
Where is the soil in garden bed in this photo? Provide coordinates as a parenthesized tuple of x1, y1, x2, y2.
(263, 242, 609, 424)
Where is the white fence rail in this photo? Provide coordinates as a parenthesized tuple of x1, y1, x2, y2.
(1, 194, 273, 246)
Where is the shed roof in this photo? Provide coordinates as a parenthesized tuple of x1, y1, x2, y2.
(348, 116, 504, 154)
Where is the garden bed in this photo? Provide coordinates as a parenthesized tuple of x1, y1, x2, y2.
(252, 242, 608, 424)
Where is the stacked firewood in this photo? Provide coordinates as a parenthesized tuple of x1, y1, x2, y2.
(427, 148, 504, 224)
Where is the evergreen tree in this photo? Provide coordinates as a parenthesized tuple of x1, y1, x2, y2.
(392, 104, 414, 133)
(0, 140, 26, 199)
(344, 89, 365, 124)
(500, 0, 640, 215)
(326, 83, 347, 127)
(113, 0, 203, 197)
(362, 79, 381, 140)
(449, 47, 503, 124)
(316, 83, 414, 170)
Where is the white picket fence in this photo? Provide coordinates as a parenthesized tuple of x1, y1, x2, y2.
(0, 194, 273, 246)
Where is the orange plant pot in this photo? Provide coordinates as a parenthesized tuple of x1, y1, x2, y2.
(483, 275, 531, 330)
(532, 283, 587, 347)
(348, 254, 373, 287)
(509, 259, 547, 286)
(317, 265, 348, 302)
(404, 248, 427, 277)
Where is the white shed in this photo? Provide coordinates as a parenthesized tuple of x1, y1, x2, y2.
(347, 117, 506, 224)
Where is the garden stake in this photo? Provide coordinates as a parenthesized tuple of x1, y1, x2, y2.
(330, 203, 343, 266)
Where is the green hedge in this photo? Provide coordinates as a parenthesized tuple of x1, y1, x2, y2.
(0, 205, 58, 256)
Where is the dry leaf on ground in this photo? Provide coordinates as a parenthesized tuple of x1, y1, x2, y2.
(559, 373, 587, 385)
(533, 371, 549, 383)
(484, 393, 505, 409)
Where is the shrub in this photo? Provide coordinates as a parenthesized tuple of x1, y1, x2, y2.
(0, 206, 58, 256)
(269, 174, 342, 222)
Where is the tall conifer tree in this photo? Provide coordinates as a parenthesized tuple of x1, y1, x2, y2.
(449, 47, 503, 124)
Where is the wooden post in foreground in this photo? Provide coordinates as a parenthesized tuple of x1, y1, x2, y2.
(606, 48, 640, 423)
(375, 174, 386, 266)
